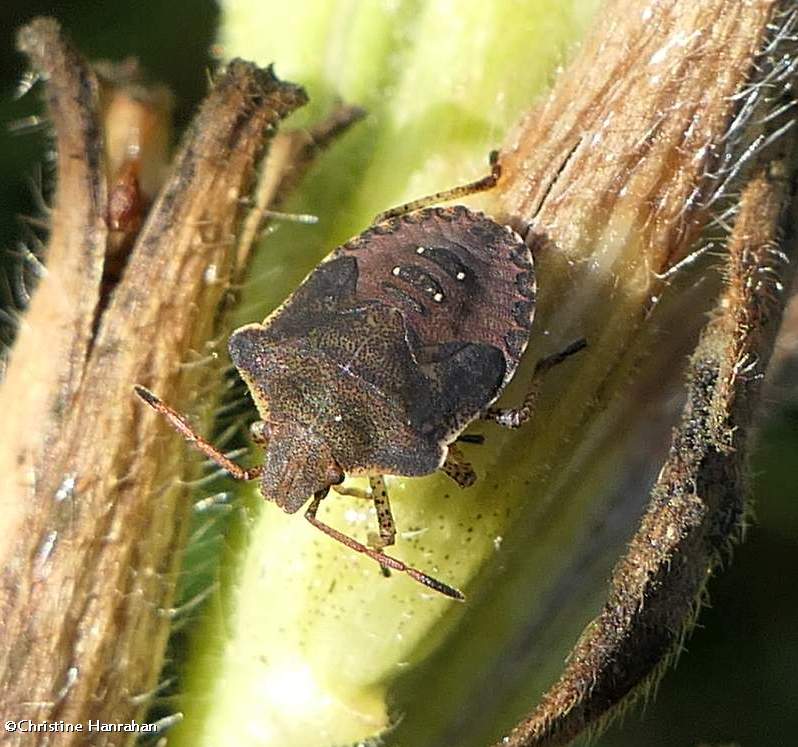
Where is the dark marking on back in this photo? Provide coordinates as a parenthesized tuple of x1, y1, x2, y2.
(513, 299, 535, 328)
(380, 281, 428, 315)
(504, 329, 528, 359)
(515, 270, 536, 299)
(510, 246, 533, 270)
(391, 263, 445, 301)
(418, 245, 472, 283)
(333, 206, 535, 384)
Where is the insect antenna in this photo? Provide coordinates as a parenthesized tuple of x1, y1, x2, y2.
(134, 385, 263, 481)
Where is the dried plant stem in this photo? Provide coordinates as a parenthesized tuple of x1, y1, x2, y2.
(0, 19, 307, 743)
(497, 1, 798, 738)
(0, 19, 107, 538)
(503, 157, 798, 747)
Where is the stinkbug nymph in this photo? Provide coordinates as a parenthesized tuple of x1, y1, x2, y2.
(135, 154, 585, 600)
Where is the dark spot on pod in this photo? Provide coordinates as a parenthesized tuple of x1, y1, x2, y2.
(513, 300, 534, 328)
(515, 270, 536, 299)
(504, 328, 528, 358)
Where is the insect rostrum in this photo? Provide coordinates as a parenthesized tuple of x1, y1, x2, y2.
(137, 181, 584, 600)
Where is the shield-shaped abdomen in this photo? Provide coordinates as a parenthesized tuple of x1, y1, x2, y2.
(339, 205, 536, 386)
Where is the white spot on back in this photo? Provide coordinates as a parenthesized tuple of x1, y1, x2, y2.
(392, 266, 401, 276)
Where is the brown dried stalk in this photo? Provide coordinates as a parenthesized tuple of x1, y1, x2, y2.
(0, 18, 307, 742)
(502, 159, 798, 747)
(491, 0, 798, 743)
(498, 0, 782, 278)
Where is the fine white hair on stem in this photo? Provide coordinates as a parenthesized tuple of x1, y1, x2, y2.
(697, 5, 798, 221)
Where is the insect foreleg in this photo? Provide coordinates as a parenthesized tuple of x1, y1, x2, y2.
(304, 489, 464, 601)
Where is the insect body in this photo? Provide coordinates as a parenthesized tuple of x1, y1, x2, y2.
(230, 205, 535, 506)
(136, 159, 584, 600)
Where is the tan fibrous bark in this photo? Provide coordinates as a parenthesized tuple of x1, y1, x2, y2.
(494, 1, 798, 743)
(0, 18, 307, 744)
(503, 159, 797, 747)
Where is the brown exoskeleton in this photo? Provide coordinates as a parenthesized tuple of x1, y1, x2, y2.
(136, 155, 584, 599)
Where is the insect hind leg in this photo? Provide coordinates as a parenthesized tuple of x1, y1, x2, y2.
(483, 339, 587, 429)
(374, 151, 501, 223)
(440, 444, 477, 487)
(368, 475, 396, 549)
(335, 475, 396, 550)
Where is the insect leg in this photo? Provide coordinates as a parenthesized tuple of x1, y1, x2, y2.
(374, 151, 501, 223)
(440, 444, 477, 487)
(334, 477, 395, 552)
(332, 484, 369, 499)
(368, 475, 396, 549)
(483, 338, 587, 429)
(304, 490, 464, 601)
(134, 386, 263, 481)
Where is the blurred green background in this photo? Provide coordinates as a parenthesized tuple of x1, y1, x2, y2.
(0, 2, 795, 745)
